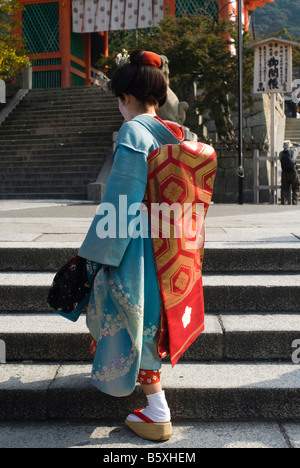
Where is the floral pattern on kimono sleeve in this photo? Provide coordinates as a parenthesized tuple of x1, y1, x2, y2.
(143, 323, 159, 343)
(91, 346, 137, 384)
(109, 279, 143, 319)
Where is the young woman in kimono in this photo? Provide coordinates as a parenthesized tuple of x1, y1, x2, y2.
(79, 50, 184, 441)
(78, 49, 217, 441)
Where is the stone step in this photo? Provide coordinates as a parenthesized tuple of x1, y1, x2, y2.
(0, 139, 110, 151)
(22, 97, 115, 104)
(0, 118, 121, 129)
(0, 136, 111, 146)
(9, 110, 121, 121)
(203, 244, 300, 273)
(285, 125, 300, 130)
(10, 100, 120, 108)
(20, 90, 116, 98)
(6, 110, 121, 120)
(0, 272, 298, 313)
(23, 90, 114, 100)
(22, 96, 115, 104)
(0, 193, 88, 200)
(12, 99, 118, 114)
(0, 158, 104, 167)
(0, 181, 95, 195)
(26, 85, 107, 91)
(0, 168, 101, 176)
(0, 151, 106, 161)
(2, 121, 120, 132)
(18, 92, 118, 102)
(0, 244, 299, 273)
(0, 178, 98, 189)
(285, 123, 300, 127)
(0, 119, 122, 134)
(18, 103, 117, 111)
(12, 94, 117, 102)
(0, 147, 109, 156)
(0, 313, 298, 362)
(22, 95, 115, 104)
(202, 273, 300, 312)
(0, 160, 105, 170)
(0, 361, 300, 421)
(285, 132, 300, 138)
(0, 130, 117, 142)
(0, 154, 103, 161)
(0, 138, 113, 148)
(1, 420, 293, 449)
(0, 165, 103, 174)
(0, 124, 122, 137)
(25, 85, 108, 92)
(285, 120, 300, 127)
(0, 170, 100, 180)
(8, 112, 121, 122)
(22, 88, 117, 102)
(0, 134, 111, 144)
(0, 151, 100, 162)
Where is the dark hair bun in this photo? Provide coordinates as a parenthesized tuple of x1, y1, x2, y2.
(130, 49, 145, 66)
(111, 49, 167, 109)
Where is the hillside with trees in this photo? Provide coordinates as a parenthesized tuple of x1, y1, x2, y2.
(253, 0, 300, 39)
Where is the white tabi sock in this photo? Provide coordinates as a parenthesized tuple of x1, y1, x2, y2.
(126, 390, 171, 423)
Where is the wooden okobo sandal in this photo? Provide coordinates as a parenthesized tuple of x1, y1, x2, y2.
(125, 409, 172, 441)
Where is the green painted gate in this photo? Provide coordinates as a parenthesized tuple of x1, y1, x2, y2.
(176, 0, 219, 20)
(22, 1, 61, 88)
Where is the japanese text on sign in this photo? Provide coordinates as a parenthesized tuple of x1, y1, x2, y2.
(254, 41, 293, 94)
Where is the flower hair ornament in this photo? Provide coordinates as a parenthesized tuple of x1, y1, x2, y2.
(116, 49, 130, 67)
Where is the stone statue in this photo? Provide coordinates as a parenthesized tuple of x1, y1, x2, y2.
(158, 55, 189, 125)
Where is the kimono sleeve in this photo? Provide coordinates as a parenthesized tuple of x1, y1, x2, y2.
(78, 143, 148, 266)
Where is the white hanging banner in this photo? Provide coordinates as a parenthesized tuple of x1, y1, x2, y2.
(72, 0, 165, 33)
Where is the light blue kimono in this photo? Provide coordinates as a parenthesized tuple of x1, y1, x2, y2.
(78, 115, 183, 397)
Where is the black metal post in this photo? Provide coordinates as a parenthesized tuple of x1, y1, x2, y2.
(237, 0, 244, 204)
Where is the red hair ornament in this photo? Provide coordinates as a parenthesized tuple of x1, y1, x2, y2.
(140, 51, 162, 68)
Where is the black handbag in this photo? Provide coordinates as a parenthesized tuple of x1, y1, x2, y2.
(47, 255, 93, 314)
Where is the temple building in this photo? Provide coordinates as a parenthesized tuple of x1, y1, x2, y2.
(16, 0, 275, 89)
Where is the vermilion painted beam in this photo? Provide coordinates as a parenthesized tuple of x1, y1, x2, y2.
(60, 0, 71, 87)
(32, 65, 61, 72)
(164, 0, 175, 16)
(29, 52, 61, 61)
(84, 34, 91, 85)
(70, 67, 87, 79)
(103, 31, 109, 57)
(70, 55, 86, 68)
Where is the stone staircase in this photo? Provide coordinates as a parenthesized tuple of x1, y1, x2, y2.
(1, 243, 300, 421)
(0, 87, 124, 200)
(285, 118, 300, 171)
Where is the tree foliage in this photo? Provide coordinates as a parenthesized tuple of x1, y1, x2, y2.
(98, 16, 254, 141)
(253, 0, 300, 39)
(0, 0, 30, 82)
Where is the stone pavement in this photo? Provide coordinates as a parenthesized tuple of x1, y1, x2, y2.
(0, 420, 298, 449)
(0, 199, 299, 245)
(0, 200, 300, 449)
